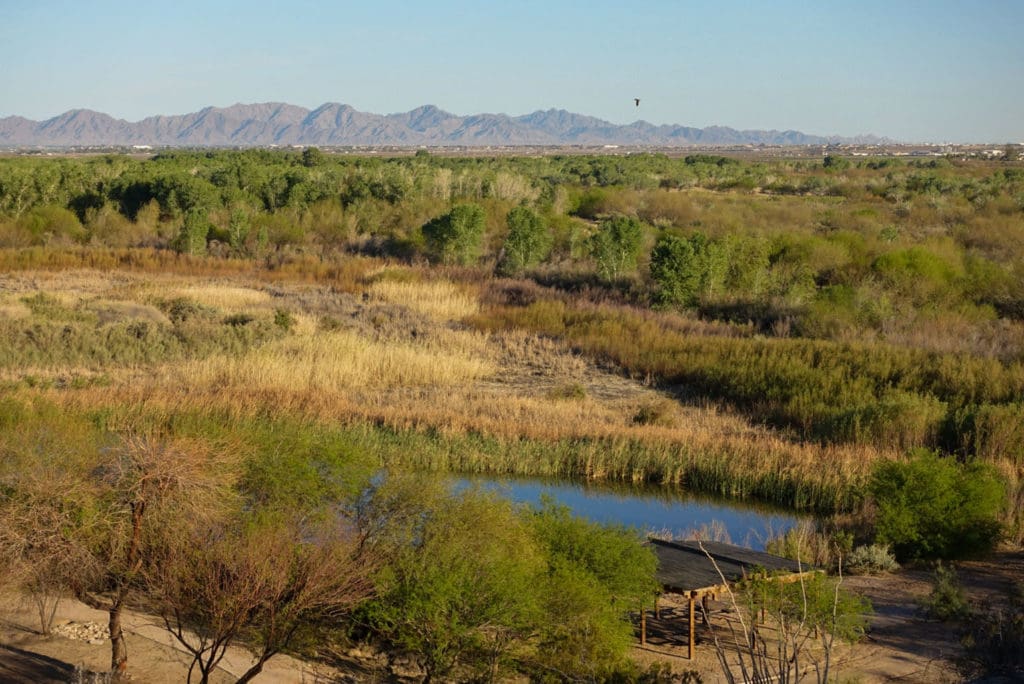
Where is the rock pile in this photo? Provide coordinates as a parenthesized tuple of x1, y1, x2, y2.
(53, 620, 109, 645)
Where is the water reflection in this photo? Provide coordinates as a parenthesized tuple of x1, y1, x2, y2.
(456, 476, 806, 551)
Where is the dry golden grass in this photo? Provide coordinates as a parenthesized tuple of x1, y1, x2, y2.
(367, 277, 480, 321)
(0, 301, 31, 319)
(168, 327, 494, 393)
(0, 248, 382, 292)
(2, 263, 896, 512)
(167, 285, 273, 311)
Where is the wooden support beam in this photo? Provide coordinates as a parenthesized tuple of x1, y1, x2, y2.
(640, 603, 646, 646)
(688, 593, 696, 660)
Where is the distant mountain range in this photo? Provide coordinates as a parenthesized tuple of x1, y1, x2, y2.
(0, 103, 887, 147)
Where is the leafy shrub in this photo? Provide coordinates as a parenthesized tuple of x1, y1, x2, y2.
(632, 400, 674, 426)
(422, 203, 486, 265)
(921, 561, 968, 621)
(549, 382, 586, 401)
(846, 544, 899, 575)
(649, 233, 700, 307)
(273, 308, 294, 331)
(498, 206, 551, 276)
(588, 215, 645, 281)
(160, 297, 214, 324)
(869, 450, 1006, 561)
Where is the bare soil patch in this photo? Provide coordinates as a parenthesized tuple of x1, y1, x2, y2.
(629, 551, 1024, 683)
(0, 593, 343, 683)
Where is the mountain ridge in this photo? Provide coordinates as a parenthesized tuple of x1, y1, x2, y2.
(0, 103, 888, 147)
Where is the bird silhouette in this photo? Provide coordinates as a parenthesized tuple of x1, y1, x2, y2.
(634, 98, 641, 107)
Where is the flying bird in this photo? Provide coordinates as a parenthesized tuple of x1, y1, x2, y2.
(634, 98, 640, 107)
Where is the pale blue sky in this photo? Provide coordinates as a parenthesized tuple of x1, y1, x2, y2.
(1, 0, 1021, 142)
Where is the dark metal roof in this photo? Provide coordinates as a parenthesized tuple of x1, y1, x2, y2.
(650, 539, 811, 595)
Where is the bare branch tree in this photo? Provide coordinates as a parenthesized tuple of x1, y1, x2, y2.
(698, 539, 868, 684)
(144, 515, 374, 684)
(1, 431, 240, 679)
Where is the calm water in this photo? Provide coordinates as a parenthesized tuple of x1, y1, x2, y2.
(457, 476, 806, 551)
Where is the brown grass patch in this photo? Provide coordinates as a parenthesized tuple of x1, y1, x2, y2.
(367, 277, 480, 321)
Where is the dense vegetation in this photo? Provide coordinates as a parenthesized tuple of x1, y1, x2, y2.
(0, 149, 1022, 679)
(0, 400, 660, 681)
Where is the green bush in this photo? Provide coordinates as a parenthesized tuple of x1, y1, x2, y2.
(921, 561, 968, 621)
(588, 215, 645, 281)
(846, 544, 899, 575)
(649, 234, 700, 307)
(422, 203, 486, 265)
(173, 208, 210, 255)
(498, 206, 551, 276)
(359, 482, 658, 682)
(869, 450, 1006, 561)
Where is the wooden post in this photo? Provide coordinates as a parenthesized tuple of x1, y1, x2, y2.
(640, 603, 647, 646)
(688, 593, 696, 660)
(654, 595, 660, 620)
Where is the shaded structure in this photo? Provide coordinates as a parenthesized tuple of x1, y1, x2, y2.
(639, 539, 814, 659)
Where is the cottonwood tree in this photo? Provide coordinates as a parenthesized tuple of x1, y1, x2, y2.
(421, 203, 486, 265)
(588, 215, 645, 281)
(498, 206, 551, 276)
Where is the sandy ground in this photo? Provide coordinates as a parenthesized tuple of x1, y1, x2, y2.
(0, 593, 348, 683)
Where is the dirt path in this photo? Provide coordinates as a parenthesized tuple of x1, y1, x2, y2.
(0, 593, 344, 683)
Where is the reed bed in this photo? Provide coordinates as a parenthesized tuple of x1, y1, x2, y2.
(0, 265, 901, 515)
(0, 247, 382, 291)
(367, 277, 480, 321)
(168, 328, 494, 393)
(471, 296, 1024, 460)
(46, 372, 881, 515)
(166, 284, 273, 311)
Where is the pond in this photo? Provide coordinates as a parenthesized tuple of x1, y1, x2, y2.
(457, 476, 807, 551)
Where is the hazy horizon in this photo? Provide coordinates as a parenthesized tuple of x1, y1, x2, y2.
(2, 1, 1022, 144)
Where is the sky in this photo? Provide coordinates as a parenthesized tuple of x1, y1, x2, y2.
(1, 0, 1022, 143)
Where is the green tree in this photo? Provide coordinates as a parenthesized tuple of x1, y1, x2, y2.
(300, 147, 325, 168)
(869, 450, 1006, 560)
(722, 235, 772, 297)
(528, 501, 659, 679)
(227, 208, 251, 255)
(588, 215, 645, 281)
(649, 233, 701, 307)
(422, 203, 487, 265)
(822, 154, 851, 171)
(175, 208, 211, 255)
(362, 482, 545, 682)
(498, 206, 551, 276)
